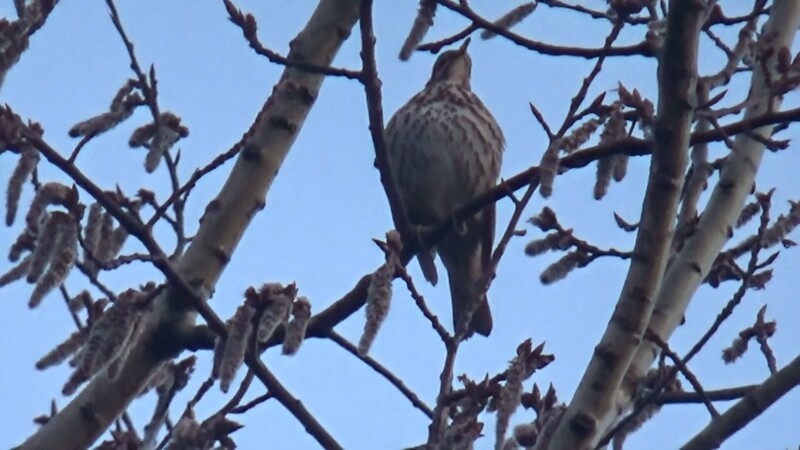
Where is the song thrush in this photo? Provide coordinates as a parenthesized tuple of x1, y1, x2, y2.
(385, 39, 504, 337)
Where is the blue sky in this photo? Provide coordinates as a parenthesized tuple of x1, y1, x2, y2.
(1, 1, 798, 449)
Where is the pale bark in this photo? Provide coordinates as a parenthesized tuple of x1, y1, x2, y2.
(18, 1, 361, 449)
(591, 1, 800, 446)
(548, 2, 706, 448)
(618, 0, 800, 428)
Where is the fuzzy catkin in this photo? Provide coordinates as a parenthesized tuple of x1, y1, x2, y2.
(5, 145, 38, 226)
(29, 216, 78, 308)
(524, 231, 571, 257)
(495, 355, 528, 450)
(8, 229, 35, 262)
(82, 203, 104, 271)
(399, 0, 436, 61)
(63, 290, 144, 394)
(256, 294, 292, 343)
(211, 334, 226, 380)
(26, 212, 66, 283)
(69, 80, 139, 138)
(559, 117, 602, 154)
(106, 319, 144, 380)
(0, 254, 30, 286)
(539, 251, 586, 285)
(35, 329, 88, 370)
(358, 259, 394, 355)
(538, 143, 560, 198)
(24, 182, 73, 235)
(218, 303, 256, 393)
(282, 297, 311, 355)
(481, 3, 537, 40)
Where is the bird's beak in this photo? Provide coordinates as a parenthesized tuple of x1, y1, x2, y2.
(457, 38, 471, 54)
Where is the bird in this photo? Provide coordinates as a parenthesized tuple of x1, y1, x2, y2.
(385, 38, 505, 337)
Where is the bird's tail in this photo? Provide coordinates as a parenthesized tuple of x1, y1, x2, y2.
(417, 249, 439, 286)
(444, 243, 493, 338)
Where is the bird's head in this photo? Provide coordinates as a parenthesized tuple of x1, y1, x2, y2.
(426, 38, 472, 89)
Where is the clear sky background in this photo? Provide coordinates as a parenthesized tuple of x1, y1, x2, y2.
(1, 1, 798, 449)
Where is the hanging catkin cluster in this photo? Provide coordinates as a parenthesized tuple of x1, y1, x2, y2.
(435, 374, 506, 449)
(137, 355, 195, 399)
(494, 340, 552, 450)
(426, 340, 553, 450)
(538, 250, 590, 285)
(722, 305, 777, 365)
(167, 409, 205, 450)
(63, 74, 189, 172)
(81, 197, 131, 277)
(437, 410, 484, 450)
(129, 111, 189, 173)
(5, 142, 38, 226)
(434, 377, 493, 450)
(0, 182, 81, 308)
(166, 408, 242, 450)
(537, 95, 608, 198)
(254, 283, 294, 344)
(0, 1, 59, 91)
(399, 0, 436, 61)
(212, 282, 312, 393)
(35, 328, 89, 372)
(68, 79, 142, 139)
(594, 101, 628, 200)
(503, 384, 565, 450)
(736, 197, 763, 228)
(727, 199, 800, 259)
(215, 300, 256, 394)
(524, 207, 593, 284)
(57, 286, 153, 395)
(283, 296, 311, 356)
(480, 3, 537, 40)
(358, 230, 402, 356)
(612, 367, 683, 450)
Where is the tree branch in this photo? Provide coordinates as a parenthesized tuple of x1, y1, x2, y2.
(682, 354, 800, 450)
(623, 0, 800, 436)
(435, 0, 654, 58)
(550, 1, 706, 447)
(17, 1, 362, 448)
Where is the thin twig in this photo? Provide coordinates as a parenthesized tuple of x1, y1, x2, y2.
(106, 0, 161, 124)
(230, 391, 273, 414)
(218, 370, 255, 416)
(486, 179, 538, 286)
(557, 21, 624, 136)
(25, 133, 229, 338)
(358, 0, 414, 246)
(436, 0, 653, 58)
(598, 200, 772, 447)
(427, 340, 459, 445)
(162, 152, 187, 256)
(417, 23, 478, 54)
(223, 0, 362, 79)
(655, 385, 756, 405)
(326, 331, 434, 418)
(146, 142, 242, 229)
(395, 265, 452, 343)
(646, 330, 719, 417)
(246, 354, 343, 450)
